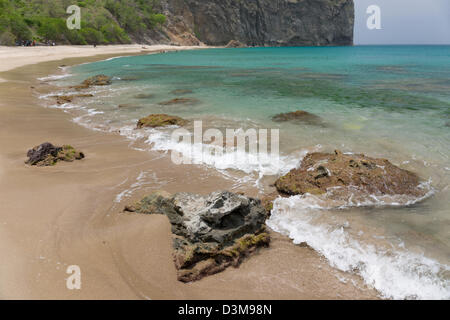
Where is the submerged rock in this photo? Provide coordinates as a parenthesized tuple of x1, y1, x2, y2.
(119, 75, 140, 81)
(54, 94, 93, 105)
(272, 110, 323, 125)
(125, 191, 270, 282)
(25, 143, 84, 166)
(118, 104, 142, 110)
(82, 74, 112, 86)
(170, 89, 194, 95)
(158, 97, 199, 106)
(134, 93, 155, 99)
(136, 114, 187, 128)
(70, 74, 111, 90)
(275, 150, 428, 199)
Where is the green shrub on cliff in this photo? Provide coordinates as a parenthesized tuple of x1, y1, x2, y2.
(0, 0, 165, 45)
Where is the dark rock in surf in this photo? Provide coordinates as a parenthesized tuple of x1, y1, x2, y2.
(82, 74, 112, 86)
(70, 74, 111, 90)
(25, 142, 84, 166)
(125, 190, 270, 282)
(275, 150, 428, 199)
(136, 114, 187, 128)
(54, 93, 94, 105)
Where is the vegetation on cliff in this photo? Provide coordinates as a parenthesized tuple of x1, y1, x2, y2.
(0, 0, 166, 45)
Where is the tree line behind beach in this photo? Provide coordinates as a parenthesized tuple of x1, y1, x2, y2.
(0, 0, 166, 45)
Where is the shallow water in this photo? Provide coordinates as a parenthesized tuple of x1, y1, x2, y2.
(44, 46, 450, 299)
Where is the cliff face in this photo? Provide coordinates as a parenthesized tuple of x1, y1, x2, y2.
(149, 0, 354, 46)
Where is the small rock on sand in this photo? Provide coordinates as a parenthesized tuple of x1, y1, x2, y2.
(25, 142, 84, 166)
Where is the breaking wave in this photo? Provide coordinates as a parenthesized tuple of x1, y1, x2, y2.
(266, 195, 450, 300)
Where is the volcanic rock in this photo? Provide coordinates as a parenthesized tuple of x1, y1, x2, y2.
(136, 114, 187, 128)
(25, 143, 84, 166)
(272, 110, 323, 125)
(125, 191, 270, 282)
(275, 150, 428, 199)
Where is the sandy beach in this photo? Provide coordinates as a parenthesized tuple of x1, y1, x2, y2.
(0, 44, 206, 76)
(0, 45, 379, 299)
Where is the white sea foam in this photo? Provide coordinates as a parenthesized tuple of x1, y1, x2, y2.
(37, 74, 71, 81)
(136, 127, 308, 177)
(114, 171, 147, 203)
(114, 171, 168, 203)
(266, 196, 450, 300)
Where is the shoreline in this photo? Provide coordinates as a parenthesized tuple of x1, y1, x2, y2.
(0, 46, 379, 299)
(0, 44, 207, 75)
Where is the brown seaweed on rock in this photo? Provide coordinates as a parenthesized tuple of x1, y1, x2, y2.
(70, 74, 112, 90)
(136, 114, 187, 128)
(274, 150, 428, 200)
(54, 94, 94, 105)
(125, 191, 270, 282)
(25, 143, 84, 166)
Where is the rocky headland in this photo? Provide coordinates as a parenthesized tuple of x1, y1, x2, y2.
(150, 0, 355, 47)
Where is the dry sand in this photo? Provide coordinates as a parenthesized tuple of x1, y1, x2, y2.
(0, 44, 203, 74)
(0, 45, 379, 299)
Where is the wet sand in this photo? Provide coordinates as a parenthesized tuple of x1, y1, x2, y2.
(0, 48, 379, 299)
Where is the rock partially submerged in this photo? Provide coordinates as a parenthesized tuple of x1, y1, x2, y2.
(272, 110, 323, 125)
(118, 104, 142, 110)
(25, 142, 84, 166)
(275, 150, 428, 199)
(134, 93, 155, 99)
(136, 114, 187, 128)
(54, 93, 93, 105)
(158, 97, 199, 106)
(70, 74, 111, 90)
(125, 191, 270, 282)
(170, 89, 194, 95)
(82, 74, 112, 86)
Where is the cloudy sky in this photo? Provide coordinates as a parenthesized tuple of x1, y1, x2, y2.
(354, 0, 450, 44)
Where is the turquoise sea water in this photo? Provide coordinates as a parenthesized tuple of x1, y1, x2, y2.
(47, 46, 450, 299)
